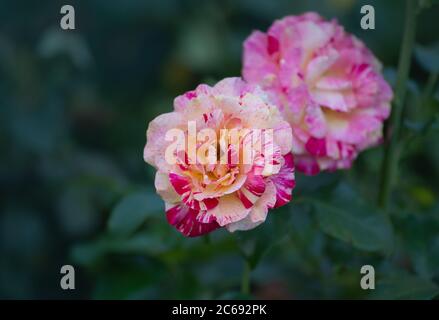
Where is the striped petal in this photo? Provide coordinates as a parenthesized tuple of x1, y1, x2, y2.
(236, 171, 266, 209)
(169, 172, 219, 211)
(166, 203, 219, 237)
(270, 153, 296, 208)
(208, 194, 251, 226)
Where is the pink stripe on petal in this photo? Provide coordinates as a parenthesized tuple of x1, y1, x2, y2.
(227, 144, 239, 167)
(305, 137, 327, 157)
(201, 197, 219, 210)
(296, 156, 320, 175)
(183, 195, 200, 210)
(270, 153, 295, 208)
(185, 91, 197, 100)
(176, 151, 190, 171)
(236, 171, 266, 208)
(237, 191, 255, 209)
(209, 194, 251, 226)
(267, 35, 280, 55)
(196, 209, 216, 224)
(184, 195, 219, 212)
(245, 172, 266, 196)
(169, 173, 191, 195)
(170, 172, 207, 211)
(304, 103, 327, 138)
(166, 204, 219, 237)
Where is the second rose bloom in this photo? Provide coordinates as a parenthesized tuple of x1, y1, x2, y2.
(243, 12, 393, 174)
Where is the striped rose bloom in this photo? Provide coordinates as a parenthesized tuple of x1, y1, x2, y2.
(243, 12, 393, 174)
(144, 78, 295, 236)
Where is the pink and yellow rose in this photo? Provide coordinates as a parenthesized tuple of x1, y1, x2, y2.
(243, 12, 393, 174)
(144, 78, 295, 237)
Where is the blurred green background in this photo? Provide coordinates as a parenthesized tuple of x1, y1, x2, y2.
(1, 0, 438, 299)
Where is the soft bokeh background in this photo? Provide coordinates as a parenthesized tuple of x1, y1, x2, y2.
(1, 0, 438, 299)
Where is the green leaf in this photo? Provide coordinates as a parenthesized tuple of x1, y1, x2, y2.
(71, 232, 174, 267)
(235, 209, 291, 269)
(93, 265, 165, 300)
(383, 67, 419, 94)
(71, 239, 107, 267)
(372, 273, 439, 300)
(311, 183, 394, 253)
(398, 215, 439, 278)
(415, 43, 439, 73)
(109, 233, 172, 255)
(108, 191, 163, 236)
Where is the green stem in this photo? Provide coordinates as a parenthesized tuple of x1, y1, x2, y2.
(241, 259, 251, 295)
(378, 0, 418, 209)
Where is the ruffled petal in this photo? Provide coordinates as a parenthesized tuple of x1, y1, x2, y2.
(295, 155, 320, 176)
(155, 171, 180, 204)
(144, 112, 184, 171)
(226, 181, 277, 232)
(169, 172, 219, 211)
(243, 31, 278, 88)
(209, 194, 251, 226)
(166, 203, 219, 237)
(270, 153, 295, 208)
(236, 171, 266, 209)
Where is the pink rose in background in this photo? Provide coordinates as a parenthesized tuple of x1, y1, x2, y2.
(243, 12, 393, 174)
(144, 78, 295, 237)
